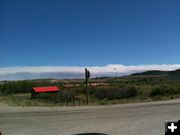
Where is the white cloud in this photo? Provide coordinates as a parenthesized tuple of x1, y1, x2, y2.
(0, 66, 85, 74)
(0, 64, 180, 80)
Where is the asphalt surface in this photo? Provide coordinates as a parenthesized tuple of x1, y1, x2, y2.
(0, 99, 180, 135)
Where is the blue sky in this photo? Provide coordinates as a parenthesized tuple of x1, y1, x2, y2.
(0, 0, 180, 80)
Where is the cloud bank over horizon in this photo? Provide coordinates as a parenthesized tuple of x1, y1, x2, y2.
(0, 64, 180, 81)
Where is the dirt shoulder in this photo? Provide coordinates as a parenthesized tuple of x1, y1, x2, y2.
(0, 102, 8, 107)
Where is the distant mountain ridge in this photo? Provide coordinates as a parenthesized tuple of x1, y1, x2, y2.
(131, 69, 180, 76)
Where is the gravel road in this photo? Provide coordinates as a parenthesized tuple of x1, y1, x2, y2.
(0, 99, 180, 135)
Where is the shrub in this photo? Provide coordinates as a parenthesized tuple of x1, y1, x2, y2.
(150, 85, 180, 97)
(93, 86, 137, 100)
(58, 89, 75, 102)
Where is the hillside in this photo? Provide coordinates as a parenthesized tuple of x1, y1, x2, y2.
(131, 70, 168, 76)
(127, 69, 180, 81)
(131, 69, 180, 76)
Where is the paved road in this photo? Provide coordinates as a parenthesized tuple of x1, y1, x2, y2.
(0, 99, 180, 135)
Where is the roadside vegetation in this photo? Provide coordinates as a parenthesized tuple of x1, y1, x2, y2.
(1, 70, 180, 106)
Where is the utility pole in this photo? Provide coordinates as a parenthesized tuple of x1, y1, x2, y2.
(85, 68, 90, 105)
(96, 75, 98, 86)
(114, 68, 117, 79)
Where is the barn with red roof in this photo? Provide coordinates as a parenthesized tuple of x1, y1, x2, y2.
(31, 86, 60, 99)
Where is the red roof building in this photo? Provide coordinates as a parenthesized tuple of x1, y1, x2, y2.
(32, 86, 59, 93)
(31, 86, 60, 99)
